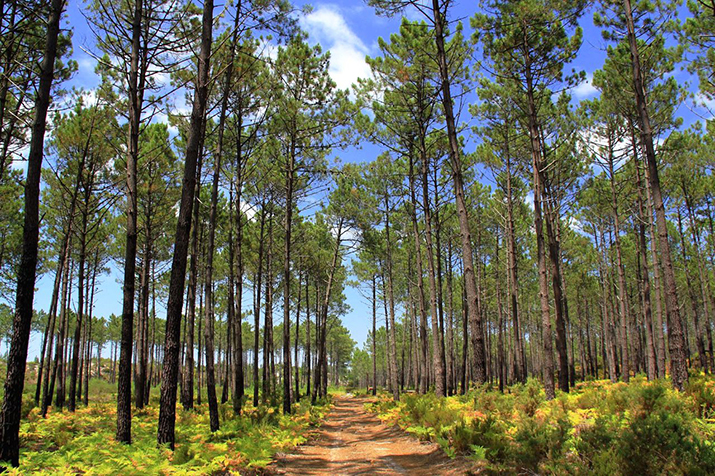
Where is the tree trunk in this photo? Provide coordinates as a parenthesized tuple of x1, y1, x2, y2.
(135, 221, 151, 409)
(315, 219, 345, 401)
(181, 151, 204, 410)
(446, 237, 456, 393)
(306, 275, 312, 398)
(232, 176, 245, 413)
(633, 133, 657, 380)
(294, 269, 301, 401)
(157, 0, 214, 448)
(372, 274, 377, 396)
(0, 0, 65, 464)
(42, 222, 75, 416)
(383, 201, 400, 401)
(253, 203, 266, 407)
(263, 212, 275, 402)
(495, 236, 506, 392)
(684, 187, 714, 372)
(116, 0, 144, 444)
(406, 156, 430, 394)
(420, 151, 446, 396)
(526, 71, 555, 398)
(505, 155, 526, 383)
(283, 139, 295, 414)
(430, 0, 486, 383)
(607, 134, 630, 382)
(676, 208, 707, 371)
(203, 106, 224, 432)
(623, 0, 688, 390)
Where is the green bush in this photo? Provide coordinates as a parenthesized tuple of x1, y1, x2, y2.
(451, 415, 509, 462)
(572, 380, 715, 475)
(368, 377, 715, 475)
(514, 378, 545, 417)
(685, 373, 715, 418)
(511, 409, 571, 473)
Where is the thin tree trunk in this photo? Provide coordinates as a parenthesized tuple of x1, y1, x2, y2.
(527, 82, 555, 398)
(295, 268, 301, 401)
(181, 150, 204, 410)
(633, 134, 657, 380)
(306, 275, 311, 398)
(203, 113, 223, 432)
(226, 184, 237, 409)
(42, 225, 74, 415)
(676, 208, 707, 371)
(495, 235, 505, 392)
(315, 219, 345, 401)
(135, 221, 151, 409)
(232, 177, 245, 413)
(116, 0, 145, 444)
(505, 155, 526, 383)
(263, 211, 274, 402)
(71, 214, 90, 412)
(684, 187, 714, 373)
(643, 153, 667, 378)
(406, 157, 429, 394)
(420, 151, 446, 396)
(446, 237, 456, 393)
(253, 204, 266, 407)
(430, 0, 486, 383)
(283, 139, 295, 414)
(372, 274, 377, 396)
(607, 136, 630, 382)
(0, 0, 65, 463)
(383, 201, 400, 401)
(157, 0, 214, 447)
(623, 0, 688, 390)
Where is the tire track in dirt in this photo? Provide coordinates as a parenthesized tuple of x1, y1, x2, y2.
(270, 395, 477, 476)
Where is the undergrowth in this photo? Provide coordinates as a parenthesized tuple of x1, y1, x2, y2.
(366, 373, 715, 475)
(4, 389, 330, 475)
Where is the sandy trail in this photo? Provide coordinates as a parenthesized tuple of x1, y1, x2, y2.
(270, 395, 476, 476)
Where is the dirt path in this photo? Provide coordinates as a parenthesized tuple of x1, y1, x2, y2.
(270, 395, 477, 476)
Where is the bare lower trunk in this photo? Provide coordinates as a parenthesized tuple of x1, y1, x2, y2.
(117, 0, 144, 444)
(623, 0, 688, 390)
(431, 0, 486, 383)
(157, 0, 214, 448)
(420, 152, 446, 396)
(0, 0, 65, 464)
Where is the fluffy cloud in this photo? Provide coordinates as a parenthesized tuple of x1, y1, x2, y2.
(573, 73, 599, 99)
(695, 93, 715, 115)
(300, 5, 372, 91)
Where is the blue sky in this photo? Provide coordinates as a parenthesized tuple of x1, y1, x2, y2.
(27, 0, 711, 358)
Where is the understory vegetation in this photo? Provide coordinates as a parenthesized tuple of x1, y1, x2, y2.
(6, 381, 330, 475)
(367, 375, 715, 475)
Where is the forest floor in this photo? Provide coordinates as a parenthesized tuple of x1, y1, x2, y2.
(270, 394, 479, 475)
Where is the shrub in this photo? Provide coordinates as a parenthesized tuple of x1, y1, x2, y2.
(511, 406, 571, 473)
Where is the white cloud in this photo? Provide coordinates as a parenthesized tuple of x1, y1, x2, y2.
(568, 215, 585, 234)
(81, 89, 98, 107)
(153, 72, 171, 88)
(579, 126, 631, 173)
(300, 5, 372, 91)
(403, 1, 431, 22)
(77, 54, 97, 75)
(573, 73, 598, 100)
(240, 200, 256, 221)
(525, 191, 534, 211)
(258, 37, 278, 61)
(695, 93, 715, 115)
